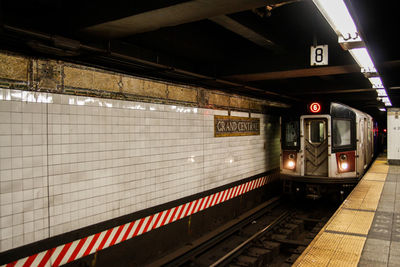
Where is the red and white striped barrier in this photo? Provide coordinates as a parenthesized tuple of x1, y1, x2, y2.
(2, 175, 275, 267)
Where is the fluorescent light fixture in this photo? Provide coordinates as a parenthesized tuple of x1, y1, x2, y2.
(349, 48, 376, 73)
(376, 89, 387, 97)
(368, 77, 384, 88)
(381, 97, 392, 106)
(312, 0, 359, 41)
(379, 108, 386, 112)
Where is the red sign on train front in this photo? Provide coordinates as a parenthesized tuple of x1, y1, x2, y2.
(310, 102, 321, 113)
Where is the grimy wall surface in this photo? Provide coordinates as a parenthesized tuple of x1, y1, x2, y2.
(0, 52, 280, 253)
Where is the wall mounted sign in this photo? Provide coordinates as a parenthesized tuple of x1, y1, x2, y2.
(310, 45, 328, 66)
(214, 115, 260, 137)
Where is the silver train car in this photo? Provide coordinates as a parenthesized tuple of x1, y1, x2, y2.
(280, 102, 375, 198)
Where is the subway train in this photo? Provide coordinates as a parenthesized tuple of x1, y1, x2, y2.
(280, 102, 376, 198)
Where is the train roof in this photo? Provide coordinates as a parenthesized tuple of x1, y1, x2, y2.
(282, 101, 373, 120)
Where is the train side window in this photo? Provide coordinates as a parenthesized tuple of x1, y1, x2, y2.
(310, 121, 326, 143)
(333, 119, 351, 147)
(284, 121, 299, 147)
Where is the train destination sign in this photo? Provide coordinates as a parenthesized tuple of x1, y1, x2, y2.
(214, 115, 260, 137)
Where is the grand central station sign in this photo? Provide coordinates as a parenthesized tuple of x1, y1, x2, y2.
(214, 116, 260, 137)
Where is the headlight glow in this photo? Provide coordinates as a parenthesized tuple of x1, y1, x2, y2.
(288, 160, 295, 169)
(340, 162, 349, 170)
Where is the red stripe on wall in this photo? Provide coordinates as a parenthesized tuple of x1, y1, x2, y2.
(250, 180, 255, 190)
(217, 190, 226, 204)
(237, 183, 243, 195)
(109, 225, 125, 246)
(176, 204, 186, 220)
(83, 232, 101, 256)
(38, 247, 55, 267)
(97, 229, 113, 251)
(210, 192, 219, 207)
(232, 185, 240, 198)
(248, 180, 253, 191)
(121, 221, 135, 242)
(222, 189, 230, 201)
(168, 207, 179, 224)
(142, 215, 155, 233)
(151, 212, 163, 230)
(132, 218, 145, 237)
(68, 237, 88, 263)
(226, 187, 234, 201)
(197, 197, 206, 212)
(238, 183, 245, 196)
(22, 254, 37, 267)
(244, 181, 251, 193)
(6, 261, 17, 267)
(191, 199, 200, 214)
(160, 209, 172, 227)
(183, 201, 194, 217)
(204, 194, 214, 209)
(53, 242, 73, 267)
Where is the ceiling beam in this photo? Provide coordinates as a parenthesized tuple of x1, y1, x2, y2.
(223, 60, 400, 82)
(82, 0, 289, 39)
(224, 64, 361, 81)
(209, 15, 279, 51)
(290, 88, 375, 95)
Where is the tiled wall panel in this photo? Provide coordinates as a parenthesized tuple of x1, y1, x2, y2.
(0, 89, 280, 252)
(0, 91, 49, 253)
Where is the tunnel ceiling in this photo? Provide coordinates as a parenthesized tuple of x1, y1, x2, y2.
(0, 0, 398, 123)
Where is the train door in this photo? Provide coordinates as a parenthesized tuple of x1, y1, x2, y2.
(303, 118, 328, 176)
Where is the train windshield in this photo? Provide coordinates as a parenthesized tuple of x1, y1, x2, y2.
(333, 119, 351, 147)
(284, 121, 299, 147)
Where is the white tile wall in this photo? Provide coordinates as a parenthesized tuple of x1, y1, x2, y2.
(0, 89, 49, 252)
(0, 89, 280, 252)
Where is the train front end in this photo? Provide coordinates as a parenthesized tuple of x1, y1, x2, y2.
(280, 102, 373, 199)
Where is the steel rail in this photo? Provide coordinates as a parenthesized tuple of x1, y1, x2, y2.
(209, 210, 290, 267)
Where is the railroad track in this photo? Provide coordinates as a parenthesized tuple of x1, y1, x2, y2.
(151, 196, 334, 267)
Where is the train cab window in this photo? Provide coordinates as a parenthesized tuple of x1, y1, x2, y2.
(333, 119, 351, 147)
(310, 121, 326, 143)
(284, 121, 299, 147)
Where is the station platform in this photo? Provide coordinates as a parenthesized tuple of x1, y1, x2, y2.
(294, 155, 400, 266)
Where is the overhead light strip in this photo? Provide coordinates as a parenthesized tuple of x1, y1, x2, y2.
(368, 77, 384, 88)
(312, 0, 358, 40)
(376, 89, 387, 97)
(348, 48, 376, 73)
(312, 0, 392, 108)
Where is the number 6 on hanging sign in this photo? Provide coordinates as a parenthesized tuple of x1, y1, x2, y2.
(310, 45, 328, 66)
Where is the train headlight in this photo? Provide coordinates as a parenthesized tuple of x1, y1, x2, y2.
(340, 162, 349, 170)
(287, 154, 296, 169)
(339, 154, 349, 171)
(288, 160, 295, 169)
(283, 152, 296, 171)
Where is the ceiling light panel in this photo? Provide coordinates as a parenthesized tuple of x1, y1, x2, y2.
(312, 0, 359, 40)
(368, 77, 384, 88)
(376, 89, 387, 97)
(349, 48, 376, 73)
